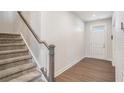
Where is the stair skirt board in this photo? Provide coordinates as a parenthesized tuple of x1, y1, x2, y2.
(0, 33, 43, 82)
(20, 33, 46, 82)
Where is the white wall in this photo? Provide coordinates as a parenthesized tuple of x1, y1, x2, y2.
(112, 12, 124, 82)
(85, 18, 112, 61)
(43, 12, 85, 76)
(0, 11, 16, 33)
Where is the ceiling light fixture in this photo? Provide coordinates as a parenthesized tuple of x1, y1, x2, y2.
(92, 14, 96, 17)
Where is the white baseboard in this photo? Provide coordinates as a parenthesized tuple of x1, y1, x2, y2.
(84, 55, 112, 61)
(55, 57, 84, 77)
(106, 58, 112, 61)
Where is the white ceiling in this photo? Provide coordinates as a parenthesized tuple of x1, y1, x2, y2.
(72, 11, 113, 22)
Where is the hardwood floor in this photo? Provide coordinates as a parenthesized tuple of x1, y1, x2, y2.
(56, 57, 115, 82)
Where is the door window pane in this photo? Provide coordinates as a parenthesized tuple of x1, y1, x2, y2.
(93, 25, 104, 32)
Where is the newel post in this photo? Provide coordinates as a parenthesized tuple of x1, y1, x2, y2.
(48, 44, 55, 82)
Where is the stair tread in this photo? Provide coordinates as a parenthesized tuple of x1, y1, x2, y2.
(0, 55, 32, 65)
(0, 33, 20, 36)
(0, 38, 22, 40)
(0, 43, 25, 46)
(32, 78, 43, 82)
(9, 70, 41, 82)
(0, 49, 28, 54)
(0, 62, 36, 79)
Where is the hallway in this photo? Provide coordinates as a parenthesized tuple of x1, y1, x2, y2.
(56, 58, 115, 82)
(0, 11, 121, 82)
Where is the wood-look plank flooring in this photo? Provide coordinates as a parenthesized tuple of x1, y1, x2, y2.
(56, 57, 115, 82)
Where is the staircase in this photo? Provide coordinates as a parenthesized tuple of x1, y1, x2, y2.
(0, 33, 43, 82)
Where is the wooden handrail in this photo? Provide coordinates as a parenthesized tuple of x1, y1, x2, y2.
(17, 11, 49, 49)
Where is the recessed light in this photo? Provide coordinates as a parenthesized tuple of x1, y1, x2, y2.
(92, 14, 96, 17)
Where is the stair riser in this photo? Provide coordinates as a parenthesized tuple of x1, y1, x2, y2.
(10, 71, 41, 82)
(0, 59, 32, 71)
(32, 78, 43, 82)
(0, 51, 29, 60)
(0, 45, 26, 51)
(0, 35, 20, 38)
(0, 37, 21, 40)
(0, 67, 36, 82)
(29, 75, 41, 82)
(0, 40, 23, 44)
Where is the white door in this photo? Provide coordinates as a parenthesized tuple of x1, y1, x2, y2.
(89, 25, 106, 59)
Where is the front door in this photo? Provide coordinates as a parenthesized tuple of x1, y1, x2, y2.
(89, 25, 106, 59)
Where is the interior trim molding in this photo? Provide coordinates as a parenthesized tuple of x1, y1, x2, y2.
(20, 32, 47, 82)
(55, 57, 84, 77)
(84, 55, 112, 61)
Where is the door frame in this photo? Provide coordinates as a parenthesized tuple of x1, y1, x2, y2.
(89, 23, 107, 60)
